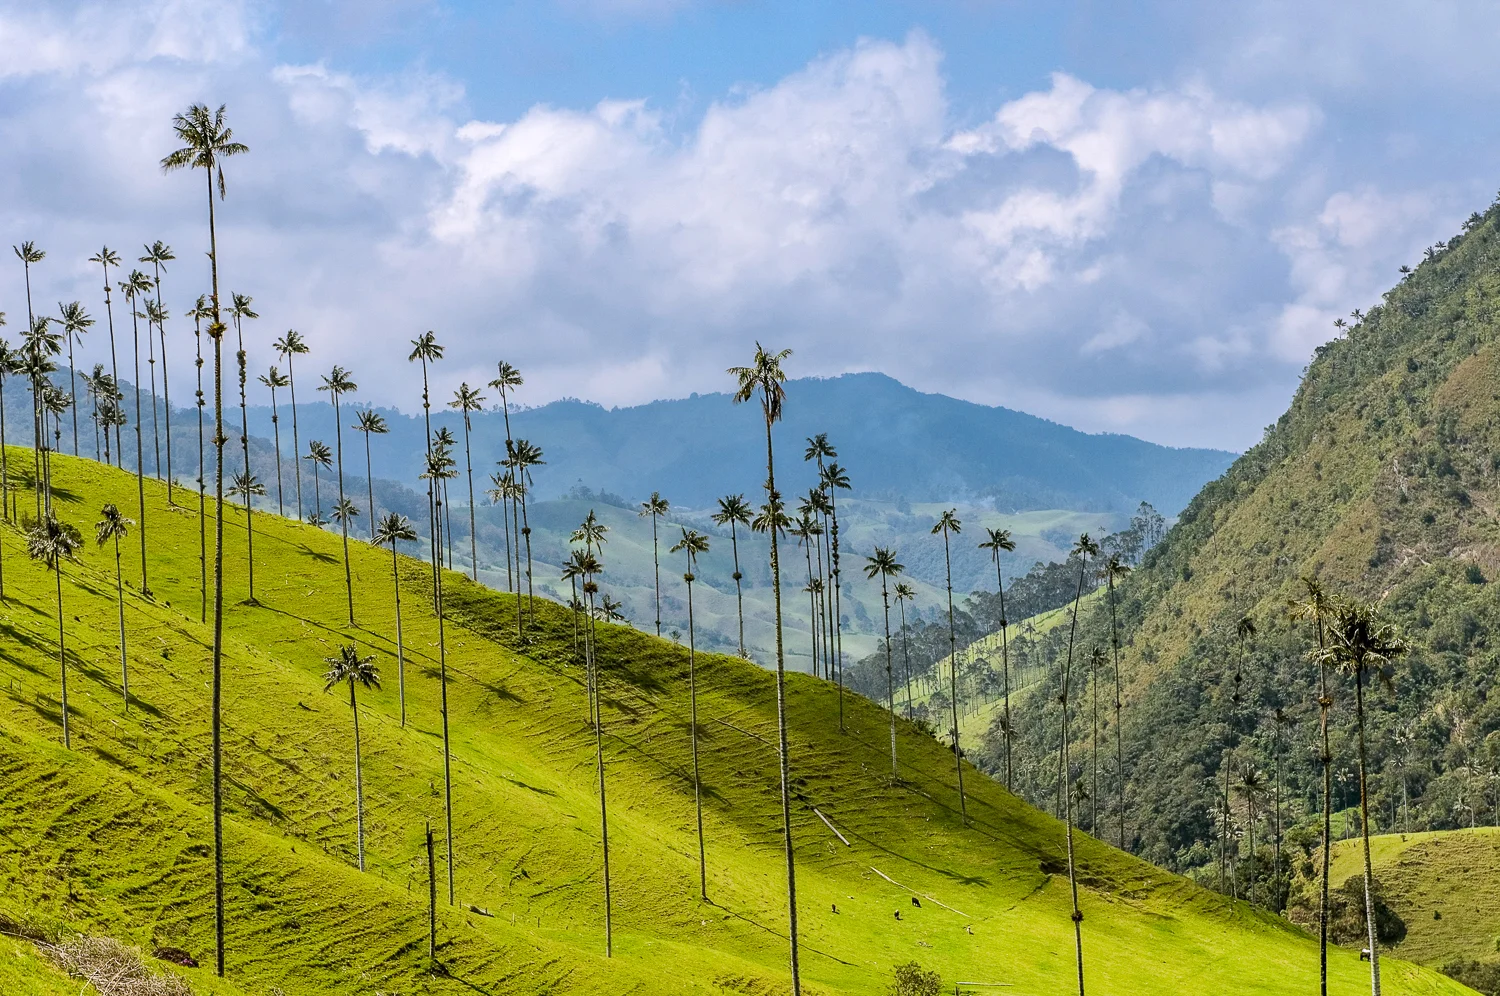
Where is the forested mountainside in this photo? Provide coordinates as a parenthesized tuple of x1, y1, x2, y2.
(978, 199, 1500, 893)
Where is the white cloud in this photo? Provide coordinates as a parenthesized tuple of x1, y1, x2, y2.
(0, 1, 1479, 452)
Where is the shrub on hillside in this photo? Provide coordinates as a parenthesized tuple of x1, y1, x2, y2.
(47, 935, 192, 996)
(888, 960, 942, 996)
(1440, 956, 1500, 996)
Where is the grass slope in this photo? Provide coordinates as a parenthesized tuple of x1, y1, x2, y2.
(0, 450, 1471, 995)
(1325, 829, 1500, 981)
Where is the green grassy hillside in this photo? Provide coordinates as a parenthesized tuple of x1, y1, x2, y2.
(975, 200, 1500, 878)
(0, 450, 1472, 995)
(1313, 829, 1500, 992)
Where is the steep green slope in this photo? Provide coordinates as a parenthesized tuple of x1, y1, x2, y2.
(0, 450, 1469, 995)
(979, 202, 1500, 876)
(1295, 830, 1500, 994)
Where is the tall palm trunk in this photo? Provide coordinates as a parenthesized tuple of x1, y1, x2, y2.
(511, 482, 523, 634)
(389, 541, 407, 726)
(1355, 671, 1382, 996)
(881, 575, 897, 777)
(49, 559, 69, 748)
(205, 165, 230, 980)
(686, 568, 707, 900)
(350, 680, 367, 872)
(269, 384, 283, 516)
(147, 305, 162, 480)
(995, 557, 1014, 791)
(363, 427, 375, 539)
(114, 532, 128, 710)
(898, 598, 913, 718)
(941, 529, 966, 822)
(499, 385, 516, 594)
(100, 260, 123, 468)
(243, 482, 256, 601)
(1091, 650, 1100, 833)
(235, 316, 249, 534)
(66, 333, 79, 456)
(520, 476, 535, 623)
(829, 491, 844, 732)
(287, 352, 303, 521)
(1061, 649, 1085, 996)
(651, 510, 661, 636)
(430, 449, 455, 906)
(462, 416, 477, 581)
(811, 524, 826, 677)
(21, 257, 39, 519)
(419, 357, 437, 610)
(195, 314, 206, 623)
(587, 581, 613, 955)
(1316, 621, 1332, 996)
(130, 306, 149, 597)
(333, 394, 352, 624)
(152, 267, 174, 503)
(760, 413, 800, 995)
(0, 365, 10, 525)
(1107, 572, 1124, 848)
(729, 519, 745, 657)
(802, 538, 818, 677)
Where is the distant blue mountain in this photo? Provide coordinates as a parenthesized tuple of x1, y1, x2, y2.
(242, 372, 1235, 514)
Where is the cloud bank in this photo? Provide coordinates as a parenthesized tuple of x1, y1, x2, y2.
(0, 1, 1481, 449)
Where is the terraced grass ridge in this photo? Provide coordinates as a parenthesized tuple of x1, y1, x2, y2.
(0, 450, 1473, 995)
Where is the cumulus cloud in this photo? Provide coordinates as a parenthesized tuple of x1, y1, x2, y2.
(0, 1, 1478, 450)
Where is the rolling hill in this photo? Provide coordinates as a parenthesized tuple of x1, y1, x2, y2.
(1291, 829, 1500, 995)
(0, 449, 1469, 994)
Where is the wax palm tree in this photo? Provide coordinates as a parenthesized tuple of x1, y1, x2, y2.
(802, 487, 833, 678)
(446, 383, 485, 580)
(821, 461, 851, 726)
(1314, 598, 1408, 996)
(13, 243, 43, 486)
(319, 366, 358, 624)
(728, 343, 801, 995)
(490, 469, 521, 610)
(932, 508, 967, 820)
(354, 409, 387, 539)
(711, 493, 753, 657)
(254, 366, 289, 515)
(1290, 576, 1335, 996)
(1059, 532, 1099, 996)
(639, 491, 670, 636)
(1087, 646, 1107, 834)
(1102, 554, 1130, 848)
(56, 301, 93, 456)
(273, 329, 309, 520)
(0, 335, 12, 523)
(229, 472, 266, 600)
(26, 513, 81, 748)
(574, 537, 614, 955)
(95, 504, 134, 711)
(893, 582, 916, 716)
(373, 512, 418, 726)
(431, 428, 458, 570)
(305, 439, 332, 523)
(229, 293, 257, 512)
(87, 247, 124, 465)
(121, 269, 154, 594)
(864, 546, 905, 777)
(569, 513, 609, 715)
(44, 385, 70, 468)
(791, 512, 822, 678)
(142, 296, 167, 481)
(1236, 766, 1265, 905)
(162, 102, 247, 979)
(803, 437, 836, 683)
(560, 551, 586, 669)
(979, 527, 1017, 789)
(670, 526, 712, 900)
(16, 328, 58, 517)
(188, 296, 211, 623)
(409, 332, 444, 607)
(420, 446, 458, 906)
(488, 361, 522, 591)
(141, 242, 175, 498)
(510, 438, 544, 624)
(322, 644, 380, 872)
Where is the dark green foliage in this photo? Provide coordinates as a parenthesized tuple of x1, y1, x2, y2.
(888, 961, 942, 996)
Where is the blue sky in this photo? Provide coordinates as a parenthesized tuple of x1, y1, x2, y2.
(2, 1, 1497, 450)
